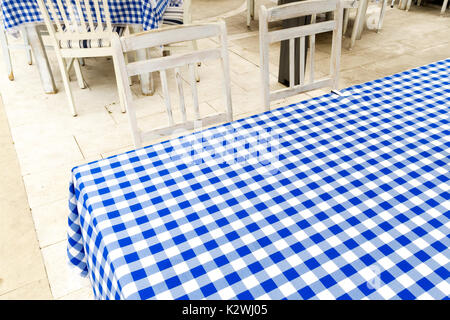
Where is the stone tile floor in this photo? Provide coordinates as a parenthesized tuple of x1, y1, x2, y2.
(0, 0, 449, 299)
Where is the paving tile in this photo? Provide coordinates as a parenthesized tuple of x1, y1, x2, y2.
(0, 97, 49, 297)
(0, 279, 52, 300)
(41, 241, 91, 299)
(58, 286, 94, 300)
(31, 199, 69, 249)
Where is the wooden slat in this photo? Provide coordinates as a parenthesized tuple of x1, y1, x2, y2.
(160, 70, 174, 126)
(268, 20, 336, 43)
(84, 0, 96, 32)
(126, 48, 221, 76)
(121, 24, 221, 52)
(46, 0, 63, 32)
(189, 64, 200, 120)
(140, 113, 228, 142)
(175, 67, 187, 123)
(270, 78, 333, 101)
(67, 0, 79, 32)
(289, 38, 294, 88)
(300, 36, 305, 85)
(309, 14, 316, 84)
(259, 5, 271, 111)
(74, 0, 87, 33)
(93, 0, 104, 32)
(268, 0, 337, 22)
(330, 0, 343, 89)
(55, 0, 71, 30)
(102, 0, 113, 32)
(218, 20, 233, 122)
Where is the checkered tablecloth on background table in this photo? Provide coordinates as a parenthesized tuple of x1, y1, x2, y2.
(68, 59, 450, 300)
(1, 0, 182, 31)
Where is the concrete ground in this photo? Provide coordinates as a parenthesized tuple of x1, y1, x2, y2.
(0, 0, 449, 299)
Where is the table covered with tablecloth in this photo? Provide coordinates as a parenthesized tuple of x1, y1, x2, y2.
(68, 59, 450, 300)
(1, 0, 182, 30)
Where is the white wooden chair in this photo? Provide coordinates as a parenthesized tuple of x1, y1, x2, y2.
(247, 0, 277, 29)
(135, 0, 200, 97)
(345, 0, 389, 50)
(36, 0, 127, 116)
(111, 21, 233, 148)
(403, 0, 448, 15)
(259, 0, 344, 111)
(0, 22, 33, 81)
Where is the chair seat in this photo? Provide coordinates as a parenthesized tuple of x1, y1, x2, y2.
(59, 26, 126, 49)
(162, 6, 184, 25)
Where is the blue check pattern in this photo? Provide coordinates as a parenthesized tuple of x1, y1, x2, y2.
(1, 0, 182, 31)
(68, 59, 450, 300)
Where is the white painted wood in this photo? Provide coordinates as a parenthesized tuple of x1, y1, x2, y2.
(112, 21, 234, 148)
(343, 8, 350, 35)
(289, 38, 294, 88)
(175, 67, 187, 123)
(259, 5, 271, 111)
(188, 63, 200, 120)
(268, 20, 336, 43)
(122, 24, 221, 52)
(1, 21, 36, 81)
(0, 23, 14, 81)
(270, 78, 333, 101)
(406, 0, 412, 11)
(350, 0, 367, 49)
(126, 49, 221, 75)
(377, 0, 388, 32)
(259, 0, 343, 110)
(442, 0, 449, 15)
(130, 26, 154, 96)
(300, 36, 305, 85)
(19, 26, 33, 65)
(268, 0, 338, 22)
(36, 0, 127, 115)
(218, 20, 233, 122)
(309, 14, 316, 83)
(25, 25, 56, 93)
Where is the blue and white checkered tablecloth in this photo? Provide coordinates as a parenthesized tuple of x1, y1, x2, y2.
(1, 0, 182, 31)
(68, 59, 450, 300)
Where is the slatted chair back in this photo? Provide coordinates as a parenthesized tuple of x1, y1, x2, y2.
(36, 0, 115, 48)
(259, 0, 344, 111)
(112, 21, 233, 147)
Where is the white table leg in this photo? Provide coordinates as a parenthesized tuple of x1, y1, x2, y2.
(0, 24, 13, 81)
(25, 25, 56, 94)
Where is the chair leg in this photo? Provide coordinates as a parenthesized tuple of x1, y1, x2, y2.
(56, 55, 77, 116)
(0, 26, 14, 81)
(442, 0, 449, 15)
(343, 8, 350, 36)
(73, 58, 86, 89)
(20, 27, 33, 65)
(192, 40, 200, 82)
(377, 0, 388, 32)
(250, 0, 255, 19)
(247, 0, 252, 29)
(112, 54, 127, 113)
(406, 0, 412, 11)
(350, 0, 366, 49)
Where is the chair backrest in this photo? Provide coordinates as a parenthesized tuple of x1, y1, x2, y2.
(259, 0, 344, 111)
(112, 20, 233, 147)
(36, 0, 114, 46)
